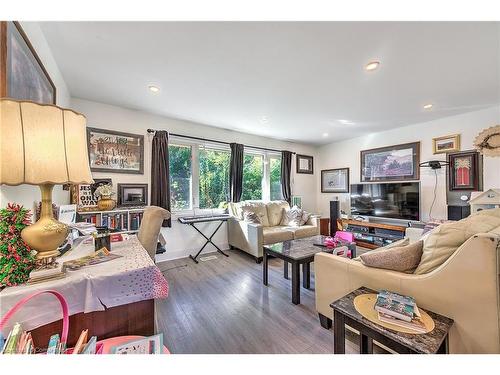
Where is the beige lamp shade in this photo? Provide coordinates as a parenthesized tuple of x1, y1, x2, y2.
(1, 99, 93, 185)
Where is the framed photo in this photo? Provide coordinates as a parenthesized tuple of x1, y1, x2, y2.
(0, 21, 56, 104)
(433, 134, 460, 154)
(71, 179, 112, 212)
(87, 127, 144, 174)
(321, 168, 350, 193)
(296, 154, 314, 174)
(118, 183, 148, 207)
(448, 150, 482, 191)
(360, 142, 420, 182)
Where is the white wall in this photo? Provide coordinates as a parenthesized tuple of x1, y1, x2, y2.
(316, 106, 500, 222)
(70, 98, 319, 261)
(0, 21, 71, 212)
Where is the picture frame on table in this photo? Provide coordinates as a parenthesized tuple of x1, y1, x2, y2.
(448, 150, 482, 191)
(70, 178, 112, 212)
(296, 154, 314, 174)
(321, 168, 350, 193)
(433, 134, 461, 154)
(0, 21, 56, 103)
(87, 127, 144, 174)
(360, 142, 420, 182)
(117, 183, 148, 207)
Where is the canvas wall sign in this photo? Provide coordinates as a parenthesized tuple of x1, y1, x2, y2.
(87, 128, 144, 174)
(360, 142, 420, 182)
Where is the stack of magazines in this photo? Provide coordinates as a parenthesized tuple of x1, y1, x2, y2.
(374, 290, 427, 333)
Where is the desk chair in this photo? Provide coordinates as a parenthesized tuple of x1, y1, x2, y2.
(137, 206, 171, 261)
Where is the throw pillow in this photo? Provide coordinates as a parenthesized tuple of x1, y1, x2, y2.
(243, 211, 261, 224)
(300, 210, 312, 225)
(280, 206, 303, 227)
(360, 240, 423, 273)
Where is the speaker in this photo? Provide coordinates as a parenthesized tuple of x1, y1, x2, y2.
(447, 205, 470, 221)
(329, 201, 340, 236)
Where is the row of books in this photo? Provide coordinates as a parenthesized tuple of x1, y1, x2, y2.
(79, 212, 143, 232)
(0, 324, 97, 354)
(374, 290, 427, 333)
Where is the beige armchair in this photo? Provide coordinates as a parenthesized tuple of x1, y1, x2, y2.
(315, 232, 500, 353)
(137, 206, 171, 261)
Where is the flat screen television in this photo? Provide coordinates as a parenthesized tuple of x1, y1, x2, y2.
(350, 182, 420, 221)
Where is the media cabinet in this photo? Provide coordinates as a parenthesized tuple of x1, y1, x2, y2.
(320, 218, 407, 249)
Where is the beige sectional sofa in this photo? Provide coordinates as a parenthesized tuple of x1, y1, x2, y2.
(228, 200, 320, 262)
(315, 208, 500, 353)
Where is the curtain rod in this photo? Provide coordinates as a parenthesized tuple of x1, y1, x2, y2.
(146, 129, 295, 154)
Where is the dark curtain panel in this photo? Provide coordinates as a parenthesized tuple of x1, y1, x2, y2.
(281, 151, 293, 204)
(229, 143, 244, 202)
(151, 131, 171, 227)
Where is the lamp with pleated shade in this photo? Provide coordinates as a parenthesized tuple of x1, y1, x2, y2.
(1, 98, 93, 262)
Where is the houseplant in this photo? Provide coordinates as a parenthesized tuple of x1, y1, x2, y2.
(94, 184, 116, 211)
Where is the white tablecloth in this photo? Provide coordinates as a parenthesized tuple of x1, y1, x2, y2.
(0, 236, 168, 334)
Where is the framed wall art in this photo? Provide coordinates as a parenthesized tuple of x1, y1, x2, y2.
(360, 142, 420, 182)
(117, 183, 148, 207)
(87, 127, 144, 174)
(321, 168, 350, 193)
(448, 150, 482, 191)
(296, 154, 314, 174)
(433, 134, 460, 154)
(0, 21, 56, 104)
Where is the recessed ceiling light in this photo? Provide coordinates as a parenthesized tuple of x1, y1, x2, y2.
(148, 85, 160, 93)
(338, 119, 355, 125)
(365, 61, 380, 71)
(423, 103, 433, 110)
(322, 133, 329, 138)
(260, 116, 269, 124)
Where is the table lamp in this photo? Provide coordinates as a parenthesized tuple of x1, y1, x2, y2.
(1, 98, 93, 264)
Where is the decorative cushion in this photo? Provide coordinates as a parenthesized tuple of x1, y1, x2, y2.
(266, 200, 290, 226)
(300, 211, 312, 225)
(414, 208, 500, 274)
(280, 206, 303, 227)
(262, 226, 294, 245)
(360, 240, 423, 273)
(240, 202, 270, 227)
(243, 211, 261, 224)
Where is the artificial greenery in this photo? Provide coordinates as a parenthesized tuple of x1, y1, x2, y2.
(0, 203, 35, 287)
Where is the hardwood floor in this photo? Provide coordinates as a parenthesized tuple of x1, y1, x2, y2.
(155, 249, 386, 354)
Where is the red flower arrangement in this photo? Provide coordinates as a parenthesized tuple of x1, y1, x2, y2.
(0, 203, 35, 287)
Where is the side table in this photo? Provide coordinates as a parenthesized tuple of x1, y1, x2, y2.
(330, 287, 454, 354)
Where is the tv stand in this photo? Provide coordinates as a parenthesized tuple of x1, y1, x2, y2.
(340, 219, 407, 249)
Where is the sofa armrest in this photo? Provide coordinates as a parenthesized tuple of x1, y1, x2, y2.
(307, 214, 321, 227)
(227, 217, 263, 258)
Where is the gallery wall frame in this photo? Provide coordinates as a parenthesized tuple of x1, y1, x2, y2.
(360, 142, 420, 182)
(321, 168, 350, 193)
(0, 21, 56, 104)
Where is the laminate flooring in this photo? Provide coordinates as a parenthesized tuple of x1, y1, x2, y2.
(155, 249, 386, 354)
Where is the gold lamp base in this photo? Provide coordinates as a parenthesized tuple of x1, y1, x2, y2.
(21, 184, 69, 263)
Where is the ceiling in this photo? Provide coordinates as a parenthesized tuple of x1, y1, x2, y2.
(39, 22, 500, 145)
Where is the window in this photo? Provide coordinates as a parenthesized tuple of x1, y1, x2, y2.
(199, 147, 230, 209)
(169, 144, 192, 210)
(241, 153, 264, 201)
(269, 156, 282, 201)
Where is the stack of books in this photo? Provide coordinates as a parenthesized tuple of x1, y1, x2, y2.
(374, 290, 427, 333)
(0, 323, 98, 354)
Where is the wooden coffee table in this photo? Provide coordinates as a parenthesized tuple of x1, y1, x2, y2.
(330, 287, 454, 354)
(263, 235, 355, 305)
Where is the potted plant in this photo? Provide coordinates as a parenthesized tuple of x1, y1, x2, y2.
(94, 184, 116, 211)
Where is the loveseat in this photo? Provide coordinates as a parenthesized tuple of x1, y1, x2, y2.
(315, 208, 500, 353)
(228, 200, 320, 262)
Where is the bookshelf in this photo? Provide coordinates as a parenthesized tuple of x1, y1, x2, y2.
(76, 207, 145, 234)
